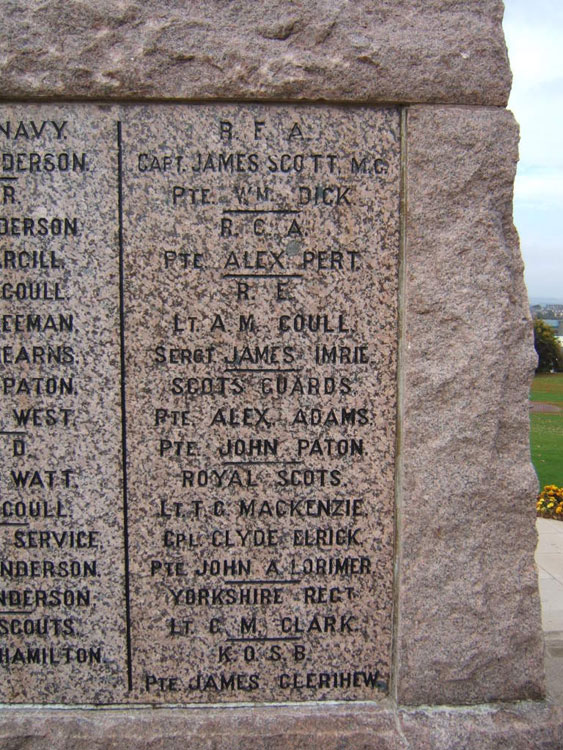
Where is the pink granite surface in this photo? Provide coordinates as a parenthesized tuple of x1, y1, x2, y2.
(0, 105, 128, 702)
(0, 702, 562, 749)
(0, 1, 511, 106)
(0, 103, 400, 704)
(121, 104, 400, 702)
(395, 105, 544, 705)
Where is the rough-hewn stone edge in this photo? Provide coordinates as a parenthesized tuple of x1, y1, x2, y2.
(0, 702, 561, 749)
(0, 0, 511, 106)
(395, 105, 544, 705)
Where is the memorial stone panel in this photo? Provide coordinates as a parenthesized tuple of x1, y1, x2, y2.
(0, 104, 400, 704)
(0, 106, 126, 702)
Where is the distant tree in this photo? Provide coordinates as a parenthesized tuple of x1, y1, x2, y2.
(534, 318, 563, 373)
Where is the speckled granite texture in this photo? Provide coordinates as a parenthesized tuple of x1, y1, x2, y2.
(0, 103, 400, 704)
(0, 0, 559, 746)
(396, 105, 545, 705)
(0, 99, 549, 716)
(0, 703, 562, 749)
(121, 104, 400, 703)
(0, 107, 127, 702)
(0, 1, 510, 105)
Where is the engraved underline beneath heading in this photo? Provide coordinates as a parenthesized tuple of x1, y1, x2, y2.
(227, 636, 302, 643)
(222, 209, 300, 215)
(221, 460, 303, 466)
(224, 368, 302, 373)
(228, 580, 302, 585)
(222, 274, 303, 279)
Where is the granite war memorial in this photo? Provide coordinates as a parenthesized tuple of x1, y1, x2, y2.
(0, 0, 561, 747)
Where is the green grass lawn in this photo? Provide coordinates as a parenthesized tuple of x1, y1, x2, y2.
(530, 373, 563, 488)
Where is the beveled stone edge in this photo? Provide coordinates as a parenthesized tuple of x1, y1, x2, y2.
(394, 104, 543, 706)
(0, 700, 561, 750)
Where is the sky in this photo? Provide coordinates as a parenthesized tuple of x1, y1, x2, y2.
(503, 0, 563, 303)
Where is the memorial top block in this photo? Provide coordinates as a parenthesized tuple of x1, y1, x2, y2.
(0, 104, 400, 704)
(0, 0, 511, 106)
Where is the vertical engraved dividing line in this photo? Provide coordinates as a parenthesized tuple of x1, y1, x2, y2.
(391, 105, 408, 703)
(117, 121, 133, 692)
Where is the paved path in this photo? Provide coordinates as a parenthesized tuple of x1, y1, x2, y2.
(536, 517, 563, 703)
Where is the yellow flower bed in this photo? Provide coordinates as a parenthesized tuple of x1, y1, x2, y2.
(537, 485, 563, 519)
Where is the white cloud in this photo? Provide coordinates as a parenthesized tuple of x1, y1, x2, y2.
(515, 171, 563, 209)
(504, 25, 563, 90)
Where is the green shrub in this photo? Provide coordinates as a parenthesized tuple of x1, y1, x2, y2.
(534, 319, 563, 373)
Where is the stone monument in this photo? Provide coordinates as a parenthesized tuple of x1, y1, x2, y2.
(0, 0, 561, 747)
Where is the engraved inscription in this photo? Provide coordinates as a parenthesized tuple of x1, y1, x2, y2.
(0, 108, 126, 703)
(123, 106, 400, 703)
(0, 105, 399, 704)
